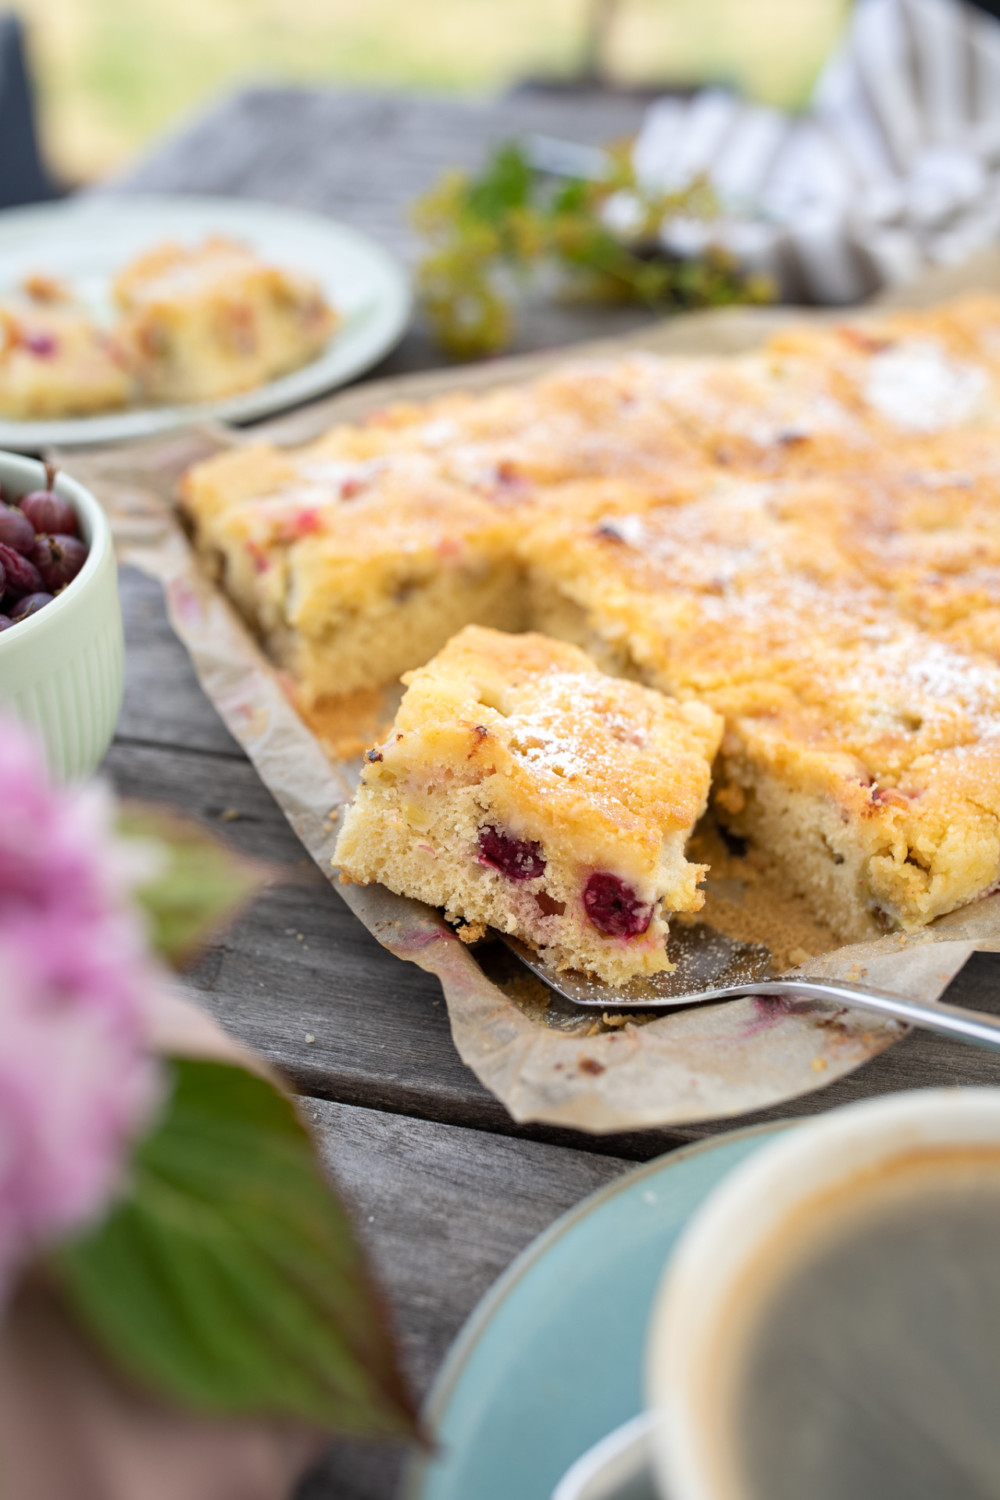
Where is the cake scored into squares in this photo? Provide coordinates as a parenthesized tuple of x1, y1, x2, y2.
(180, 290, 1000, 949)
(177, 434, 704, 706)
(334, 627, 722, 986)
(522, 496, 1000, 940)
(179, 445, 525, 701)
(0, 283, 131, 419)
(114, 236, 336, 403)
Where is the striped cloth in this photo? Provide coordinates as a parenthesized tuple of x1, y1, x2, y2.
(627, 0, 1000, 302)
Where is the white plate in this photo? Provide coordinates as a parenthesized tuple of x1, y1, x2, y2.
(0, 194, 411, 449)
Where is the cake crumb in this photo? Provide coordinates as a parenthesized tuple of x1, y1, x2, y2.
(296, 685, 396, 762)
(687, 817, 840, 975)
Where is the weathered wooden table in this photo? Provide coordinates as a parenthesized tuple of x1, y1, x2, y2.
(98, 87, 1000, 1500)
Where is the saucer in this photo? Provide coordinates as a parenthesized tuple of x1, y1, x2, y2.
(404, 1121, 789, 1500)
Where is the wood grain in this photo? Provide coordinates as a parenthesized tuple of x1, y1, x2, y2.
(295, 1098, 627, 1500)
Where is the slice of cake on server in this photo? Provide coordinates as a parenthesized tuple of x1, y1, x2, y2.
(334, 626, 722, 986)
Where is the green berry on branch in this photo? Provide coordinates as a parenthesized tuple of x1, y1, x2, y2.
(412, 141, 775, 359)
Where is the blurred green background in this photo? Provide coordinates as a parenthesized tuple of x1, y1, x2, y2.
(17, 0, 848, 182)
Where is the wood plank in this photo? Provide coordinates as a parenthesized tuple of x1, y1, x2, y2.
(292, 1097, 629, 1500)
(110, 88, 647, 263)
(116, 567, 241, 757)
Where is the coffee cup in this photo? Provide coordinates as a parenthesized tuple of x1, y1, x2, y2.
(645, 1087, 1000, 1500)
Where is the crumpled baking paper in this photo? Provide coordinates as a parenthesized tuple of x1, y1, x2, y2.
(61, 270, 1000, 1133)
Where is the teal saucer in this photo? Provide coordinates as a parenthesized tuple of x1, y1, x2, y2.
(404, 1121, 790, 1500)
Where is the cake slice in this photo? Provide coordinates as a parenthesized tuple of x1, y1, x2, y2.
(334, 626, 722, 985)
(114, 236, 336, 403)
(0, 282, 131, 419)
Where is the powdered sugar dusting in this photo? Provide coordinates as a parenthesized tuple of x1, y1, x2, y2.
(502, 672, 662, 795)
(418, 418, 462, 449)
(836, 635, 1000, 745)
(596, 485, 782, 591)
(508, 724, 591, 779)
(506, 673, 613, 780)
(864, 341, 990, 431)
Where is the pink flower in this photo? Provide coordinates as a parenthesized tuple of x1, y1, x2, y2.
(0, 717, 162, 1288)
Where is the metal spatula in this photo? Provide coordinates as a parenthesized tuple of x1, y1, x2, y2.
(499, 930, 1000, 1052)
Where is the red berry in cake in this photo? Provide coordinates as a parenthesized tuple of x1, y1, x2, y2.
(477, 825, 546, 881)
(19, 490, 78, 536)
(21, 330, 59, 357)
(9, 591, 53, 621)
(0, 505, 35, 555)
(0, 543, 42, 599)
(583, 873, 654, 939)
(31, 534, 87, 591)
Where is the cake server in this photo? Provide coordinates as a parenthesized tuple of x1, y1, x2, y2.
(499, 933, 1000, 1052)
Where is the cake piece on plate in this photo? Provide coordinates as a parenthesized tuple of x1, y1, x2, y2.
(334, 626, 722, 986)
(114, 236, 336, 403)
(0, 282, 131, 419)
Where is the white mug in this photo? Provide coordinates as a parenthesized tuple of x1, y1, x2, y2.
(647, 1087, 1000, 1500)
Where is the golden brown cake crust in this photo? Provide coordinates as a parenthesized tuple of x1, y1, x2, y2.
(396, 626, 722, 849)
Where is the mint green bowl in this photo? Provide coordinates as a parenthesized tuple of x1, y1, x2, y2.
(0, 452, 123, 779)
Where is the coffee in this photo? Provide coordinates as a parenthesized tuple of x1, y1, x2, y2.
(726, 1150, 1000, 1500)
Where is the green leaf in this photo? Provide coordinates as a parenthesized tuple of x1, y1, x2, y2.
(466, 141, 533, 222)
(116, 803, 271, 968)
(51, 1059, 417, 1439)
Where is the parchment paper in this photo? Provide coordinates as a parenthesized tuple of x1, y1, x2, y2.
(62, 249, 1000, 1133)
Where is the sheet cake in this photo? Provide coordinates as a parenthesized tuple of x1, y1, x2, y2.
(180, 291, 1000, 954)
